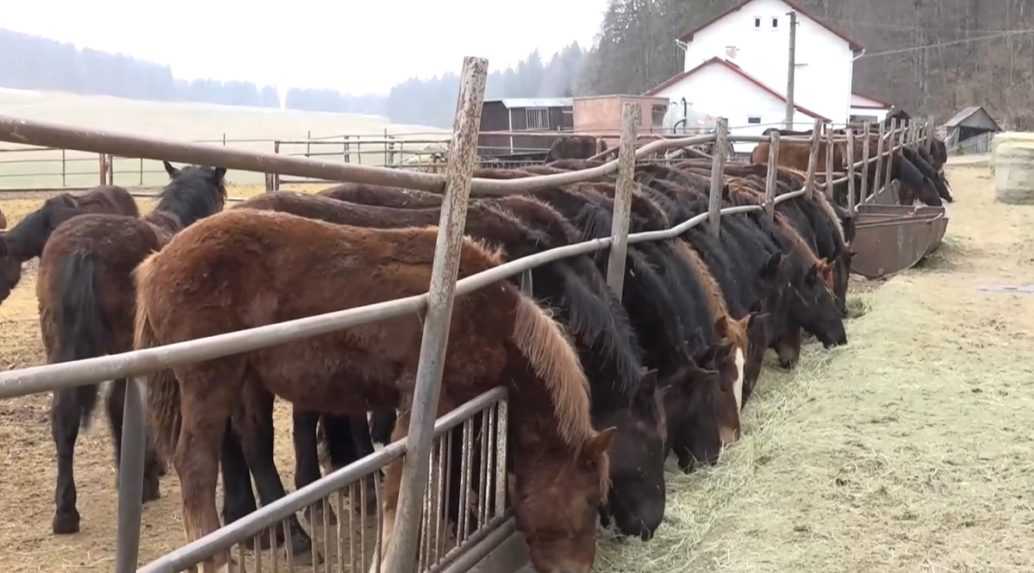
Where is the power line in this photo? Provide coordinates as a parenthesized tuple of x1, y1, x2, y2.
(857, 27, 1034, 59)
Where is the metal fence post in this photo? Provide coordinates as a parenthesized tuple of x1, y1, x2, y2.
(606, 103, 640, 301)
(98, 154, 106, 186)
(139, 157, 144, 186)
(846, 128, 856, 215)
(804, 118, 821, 200)
(764, 131, 780, 220)
(272, 140, 281, 192)
(873, 121, 886, 197)
(114, 379, 147, 573)
(386, 56, 488, 573)
(824, 126, 835, 198)
(860, 122, 871, 203)
(708, 117, 727, 237)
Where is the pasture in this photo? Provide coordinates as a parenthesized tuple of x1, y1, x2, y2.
(0, 161, 1031, 572)
(0, 88, 444, 189)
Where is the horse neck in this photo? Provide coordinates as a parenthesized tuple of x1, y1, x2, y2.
(2, 213, 48, 260)
(142, 211, 183, 241)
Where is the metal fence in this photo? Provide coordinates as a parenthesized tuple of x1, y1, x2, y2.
(0, 55, 933, 573)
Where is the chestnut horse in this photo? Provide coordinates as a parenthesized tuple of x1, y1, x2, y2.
(0, 185, 138, 304)
(38, 162, 225, 534)
(135, 209, 613, 573)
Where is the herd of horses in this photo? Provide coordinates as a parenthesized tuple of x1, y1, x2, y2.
(0, 112, 951, 573)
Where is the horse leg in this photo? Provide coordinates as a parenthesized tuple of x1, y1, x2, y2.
(293, 409, 336, 529)
(235, 379, 312, 560)
(50, 385, 95, 534)
(369, 409, 397, 446)
(106, 379, 162, 503)
(175, 367, 241, 573)
(220, 422, 271, 549)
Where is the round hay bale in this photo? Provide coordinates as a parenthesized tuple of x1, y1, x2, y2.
(993, 141, 1034, 204)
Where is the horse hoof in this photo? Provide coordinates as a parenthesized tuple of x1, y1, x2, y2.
(52, 510, 81, 535)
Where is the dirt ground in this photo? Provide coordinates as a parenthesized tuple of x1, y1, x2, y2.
(1, 164, 1032, 572)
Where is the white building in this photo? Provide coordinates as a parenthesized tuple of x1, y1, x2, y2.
(645, 0, 872, 151)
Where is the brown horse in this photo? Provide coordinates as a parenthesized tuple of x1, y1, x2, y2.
(38, 162, 225, 534)
(135, 209, 614, 573)
(0, 186, 138, 304)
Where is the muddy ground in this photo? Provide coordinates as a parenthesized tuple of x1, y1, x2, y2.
(1, 164, 1032, 572)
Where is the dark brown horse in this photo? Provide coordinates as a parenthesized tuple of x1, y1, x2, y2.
(38, 162, 225, 535)
(0, 186, 138, 304)
(136, 209, 613, 573)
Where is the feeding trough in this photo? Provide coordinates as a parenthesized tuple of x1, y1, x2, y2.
(850, 183, 949, 279)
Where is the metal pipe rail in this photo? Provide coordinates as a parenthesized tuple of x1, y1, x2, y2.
(138, 387, 508, 573)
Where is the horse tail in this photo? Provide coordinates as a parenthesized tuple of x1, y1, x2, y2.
(511, 294, 593, 447)
(54, 252, 111, 428)
(133, 255, 181, 458)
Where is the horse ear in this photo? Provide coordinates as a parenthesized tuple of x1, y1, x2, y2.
(806, 262, 820, 285)
(163, 161, 180, 178)
(714, 315, 731, 339)
(211, 166, 227, 182)
(761, 252, 783, 281)
(582, 428, 617, 462)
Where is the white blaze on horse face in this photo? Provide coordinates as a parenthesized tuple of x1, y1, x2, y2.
(734, 347, 745, 411)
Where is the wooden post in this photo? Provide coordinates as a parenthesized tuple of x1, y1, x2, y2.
(764, 131, 780, 220)
(98, 154, 107, 186)
(108, 154, 115, 185)
(606, 103, 641, 301)
(804, 118, 821, 200)
(873, 120, 886, 197)
(386, 56, 488, 573)
(926, 114, 936, 154)
(272, 141, 281, 192)
(139, 157, 144, 186)
(860, 122, 870, 203)
(824, 126, 835, 198)
(846, 128, 856, 215)
(61, 148, 66, 187)
(343, 135, 349, 164)
(306, 129, 311, 158)
(708, 117, 728, 237)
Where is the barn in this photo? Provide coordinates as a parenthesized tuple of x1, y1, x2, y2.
(477, 97, 573, 158)
(644, 0, 866, 150)
(941, 106, 1002, 155)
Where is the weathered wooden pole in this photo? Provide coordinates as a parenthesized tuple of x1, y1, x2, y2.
(824, 126, 835, 198)
(804, 118, 822, 200)
(846, 128, 856, 215)
(926, 114, 936, 154)
(764, 131, 780, 220)
(872, 120, 886, 197)
(860, 122, 871, 203)
(385, 56, 488, 573)
(606, 103, 641, 301)
(708, 117, 728, 237)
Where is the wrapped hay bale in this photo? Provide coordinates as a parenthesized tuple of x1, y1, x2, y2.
(993, 139, 1034, 204)
(991, 132, 1034, 175)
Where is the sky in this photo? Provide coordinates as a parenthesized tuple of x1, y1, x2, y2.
(5, 0, 610, 95)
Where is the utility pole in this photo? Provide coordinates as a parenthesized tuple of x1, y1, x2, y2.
(785, 11, 798, 130)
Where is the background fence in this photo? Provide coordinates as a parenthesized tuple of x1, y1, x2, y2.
(0, 55, 932, 573)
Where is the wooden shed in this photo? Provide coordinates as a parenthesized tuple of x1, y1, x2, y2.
(941, 106, 1002, 154)
(478, 97, 574, 158)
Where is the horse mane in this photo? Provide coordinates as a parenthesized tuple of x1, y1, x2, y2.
(808, 191, 846, 245)
(672, 241, 728, 319)
(512, 294, 594, 448)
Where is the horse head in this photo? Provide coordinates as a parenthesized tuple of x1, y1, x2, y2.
(662, 347, 736, 473)
(510, 428, 615, 573)
(596, 369, 668, 541)
(791, 258, 847, 348)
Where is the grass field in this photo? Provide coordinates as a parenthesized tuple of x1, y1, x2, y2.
(0, 87, 446, 189)
(1, 161, 1032, 571)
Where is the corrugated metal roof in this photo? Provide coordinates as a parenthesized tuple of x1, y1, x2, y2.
(486, 98, 573, 109)
(942, 106, 1001, 130)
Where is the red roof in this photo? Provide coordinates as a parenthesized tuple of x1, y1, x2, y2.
(643, 57, 831, 122)
(851, 92, 893, 109)
(678, 0, 863, 52)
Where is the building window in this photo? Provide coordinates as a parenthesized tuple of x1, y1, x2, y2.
(525, 108, 549, 130)
(754, 17, 761, 29)
(772, 17, 779, 28)
(652, 105, 667, 127)
(748, 116, 762, 125)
